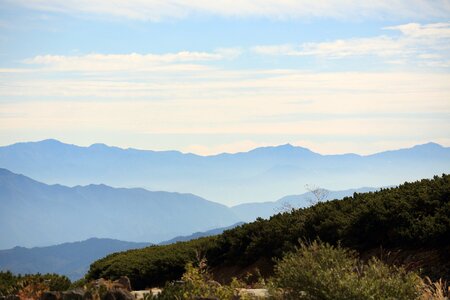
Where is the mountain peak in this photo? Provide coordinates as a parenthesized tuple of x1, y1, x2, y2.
(414, 142, 443, 149)
(251, 143, 313, 153)
(40, 138, 62, 144)
(89, 143, 109, 149)
(278, 143, 294, 148)
(27, 139, 65, 146)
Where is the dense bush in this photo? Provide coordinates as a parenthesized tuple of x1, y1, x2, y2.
(87, 236, 216, 288)
(127, 241, 448, 299)
(0, 271, 71, 297)
(87, 175, 450, 288)
(272, 241, 421, 300)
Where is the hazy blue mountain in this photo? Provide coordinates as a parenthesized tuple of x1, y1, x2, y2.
(0, 140, 448, 205)
(231, 187, 378, 222)
(0, 169, 240, 249)
(159, 222, 245, 245)
(0, 238, 150, 280)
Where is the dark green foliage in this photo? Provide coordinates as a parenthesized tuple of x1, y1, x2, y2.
(272, 241, 421, 299)
(87, 175, 450, 289)
(0, 271, 71, 296)
(0, 271, 17, 296)
(210, 174, 450, 268)
(87, 237, 215, 289)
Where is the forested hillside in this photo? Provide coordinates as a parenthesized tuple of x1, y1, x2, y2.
(87, 175, 450, 289)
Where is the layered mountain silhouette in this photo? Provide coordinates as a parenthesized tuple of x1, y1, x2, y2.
(0, 140, 448, 205)
(158, 222, 245, 245)
(0, 224, 240, 281)
(231, 187, 379, 222)
(0, 168, 240, 249)
(0, 168, 383, 250)
(0, 238, 150, 280)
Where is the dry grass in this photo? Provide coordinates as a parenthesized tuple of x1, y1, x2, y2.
(419, 277, 449, 300)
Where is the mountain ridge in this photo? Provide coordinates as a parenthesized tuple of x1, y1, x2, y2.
(3, 139, 448, 157)
(230, 187, 379, 222)
(0, 238, 151, 280)
(1, 139, 449, 205)
(0, 168, 240, 249)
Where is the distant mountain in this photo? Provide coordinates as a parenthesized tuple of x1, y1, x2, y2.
(0, 140, 448, 205)
(0, 238, 150, 280)
(0, 168, 240, 249)
(231, 187, 378, 222)
(159, 222, 245, 245)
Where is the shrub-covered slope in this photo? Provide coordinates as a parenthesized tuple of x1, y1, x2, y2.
(87, 175, 450, 289)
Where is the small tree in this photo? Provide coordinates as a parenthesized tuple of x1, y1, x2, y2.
(305, 184, 329, 205)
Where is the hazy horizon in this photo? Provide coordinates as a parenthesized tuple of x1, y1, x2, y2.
(1, 1, 449, 155)
(0, 138, 448, 157)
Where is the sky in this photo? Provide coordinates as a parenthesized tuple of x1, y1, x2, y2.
(0, 0, 449, 155)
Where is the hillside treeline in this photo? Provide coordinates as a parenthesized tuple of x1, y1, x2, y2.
(87, 175, 450, 289)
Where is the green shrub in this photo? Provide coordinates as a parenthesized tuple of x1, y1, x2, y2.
(0, 271, 71, 296)
(0, 271, 18, 296)
(272, 241, 421, 300)
(154, 259, 242, 300)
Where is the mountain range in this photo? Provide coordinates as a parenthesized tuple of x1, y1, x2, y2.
(158, 222, 245, 245)
(0, 238, 150, 281)
(0, 168, 382, 249)
(230, 187, 379, 222)
(1, 140, 449, 280)
(0, 140, 449, 205)
(0, 168, 240, 249)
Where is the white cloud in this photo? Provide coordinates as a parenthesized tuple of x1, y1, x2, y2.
(252, 22, 450, 67)
(254, 36, 407, 58)
(8, 0, 450, 21)
(1, 71, 449, 128)
(384, 22, 450, 39)
(22, 51, 233, 72)
(1, 68, 449, 154)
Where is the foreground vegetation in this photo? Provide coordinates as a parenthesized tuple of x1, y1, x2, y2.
(152, 241, 448, 299)
(273, 241, 422, 299)
(88, 175, 450, 289)
(0, 271, 70, 298)
(2, 242, 448, 299)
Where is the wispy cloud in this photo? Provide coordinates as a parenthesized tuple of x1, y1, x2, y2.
(252, 22, 450, 67)
(253, 37, 406, 58)
(7, 0, 450, 21)
(1, 68, 449, 154)
(22, 50, 238, 72)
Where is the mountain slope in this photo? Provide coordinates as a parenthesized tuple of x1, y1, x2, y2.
(0, 140, 449, 204)
(0, 168, 240, 249)
(231, 187, 378, 222)
(0, 238, 150, 280)
(87, 175, 450, 288)
(159, 222, 245, 245)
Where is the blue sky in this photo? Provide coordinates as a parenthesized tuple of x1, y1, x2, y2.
(0, 0, 449, 154)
